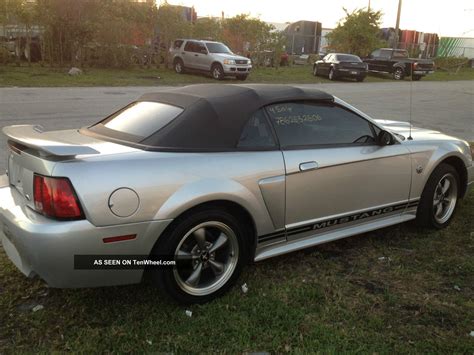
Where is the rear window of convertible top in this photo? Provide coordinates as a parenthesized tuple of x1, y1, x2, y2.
(91, 101, 184, 141)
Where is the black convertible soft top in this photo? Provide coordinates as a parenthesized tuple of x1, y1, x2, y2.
(99, 84, 334, 151)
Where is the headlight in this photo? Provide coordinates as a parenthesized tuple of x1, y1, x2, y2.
(223, 59, 236, 65)
(248, 59, 252, 65)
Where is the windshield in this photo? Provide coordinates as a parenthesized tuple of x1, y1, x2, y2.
(205, 42, 232, 54)
(336, 54, 361, 62)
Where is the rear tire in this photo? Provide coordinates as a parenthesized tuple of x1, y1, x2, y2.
(211, 63, 224, 80)
(416, 163, 460, 229)
(412, 75, 422, 81)
(356, 76, 365, 82)
(150, 208, 249, 304)
(174, 58, 185, 74)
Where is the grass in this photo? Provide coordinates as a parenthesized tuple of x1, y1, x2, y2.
(0, 64, 473, 87)
(0, 186, 473, 352)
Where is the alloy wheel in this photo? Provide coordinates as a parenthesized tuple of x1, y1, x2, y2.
(432, 173, 458, 224)
(394, 68, 403, 80)
(175, 61, 182, 73)
(173, 221, 239, 296)
(212, 66, 222, 80)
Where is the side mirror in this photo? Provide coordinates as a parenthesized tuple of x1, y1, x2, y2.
(377, 130, 394, 146)
(200, 49, 208, 55)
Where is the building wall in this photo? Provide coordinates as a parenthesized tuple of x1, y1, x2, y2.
(437, 37, 474, 59)
(284, 21, 322, 54)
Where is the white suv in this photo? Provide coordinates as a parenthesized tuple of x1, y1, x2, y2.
(169, 39, 252, 81)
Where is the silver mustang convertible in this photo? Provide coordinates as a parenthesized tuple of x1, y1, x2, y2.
(0, 84, 472, 303)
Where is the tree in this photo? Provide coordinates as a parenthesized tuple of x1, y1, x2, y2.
(222, 14, 273, 55)
(0, 0, 36, 65)
(327, 8, 384, 57)
(220, 15, 284, 68)
(35, 0, 101, 66)
(156, 2, 192, 66)
(193, 17, 221, 41)
(265, 30, 287, 68)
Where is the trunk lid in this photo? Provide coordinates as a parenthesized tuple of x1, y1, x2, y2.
(3, 125, 137, 209)
(340, 61, 366, 69)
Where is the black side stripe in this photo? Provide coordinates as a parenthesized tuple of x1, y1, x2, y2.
(258, 200, 419, 242)
(258, 231, 286, 243)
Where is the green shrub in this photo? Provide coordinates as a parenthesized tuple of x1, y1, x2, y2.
(434, 56, 469, 69)
(87, 45, 135, 69)
(0, 46, 12, 64)
(308, 53, 319, 63)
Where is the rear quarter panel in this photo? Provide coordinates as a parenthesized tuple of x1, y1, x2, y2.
(52, 150, 285, 236)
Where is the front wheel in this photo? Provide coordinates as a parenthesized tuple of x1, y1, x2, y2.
(236, 74, 248, 81)
(393, 67, 404, 80)
(313, 65, 318, 76)
(328, 68, 336, 80)
(416, 164, 460, 229)
(412, 75, 422, 81)
(211, 63, 224, 80)
(150, 209, 248, 304)
(356, 76, 365, 82)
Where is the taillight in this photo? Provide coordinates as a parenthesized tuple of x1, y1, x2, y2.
(33, 174, 84, 220)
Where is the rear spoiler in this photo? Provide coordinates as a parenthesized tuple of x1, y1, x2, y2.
(2, 125, 100, 157)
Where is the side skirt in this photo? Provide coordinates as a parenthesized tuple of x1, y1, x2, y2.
(254, 213, 416, 262)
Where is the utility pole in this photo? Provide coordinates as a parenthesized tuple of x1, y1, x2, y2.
(394, 0, 402, 49)
(368, 0, 371, 11)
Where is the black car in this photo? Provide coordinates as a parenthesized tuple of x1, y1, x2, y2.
(313, 53, 368, 82)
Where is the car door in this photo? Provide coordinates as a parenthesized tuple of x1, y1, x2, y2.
(319, 54, 332, 75)
(182, 41, 197, 69)
(265, 101, 412, 238)
(366, 50, 380, 71)
(236, 109, 286, 232)
(376, 49, 392, 72)
(193, 42, 210, 70)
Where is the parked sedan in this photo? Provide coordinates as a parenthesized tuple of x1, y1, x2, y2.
(313, 53, 368, 81)
(1, 85, 473, 303)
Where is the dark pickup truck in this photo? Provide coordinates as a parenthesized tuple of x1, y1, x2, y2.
(363, 48, 435, 80)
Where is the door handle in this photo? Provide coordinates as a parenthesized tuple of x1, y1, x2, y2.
(299, 161, 319, 172)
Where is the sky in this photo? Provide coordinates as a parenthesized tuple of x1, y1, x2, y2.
(160, 0, 474, 37)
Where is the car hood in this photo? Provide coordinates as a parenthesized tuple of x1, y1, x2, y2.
(374, 119, 462, 142)
(212, 53, 250, 61)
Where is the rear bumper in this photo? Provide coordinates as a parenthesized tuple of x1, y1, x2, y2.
(0, 180, 172, 288)
(413, 70, 434, 75)
(335, 68, 367, 77)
